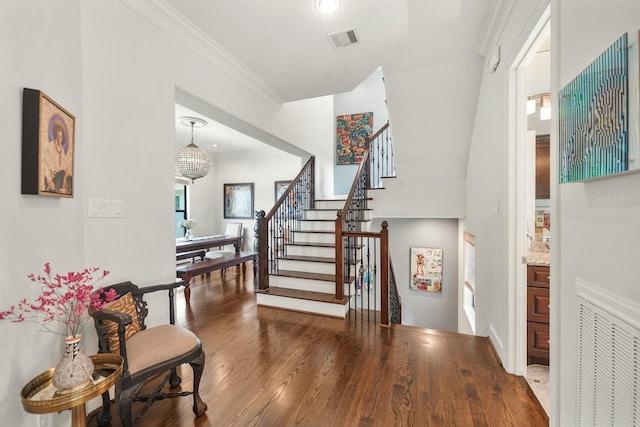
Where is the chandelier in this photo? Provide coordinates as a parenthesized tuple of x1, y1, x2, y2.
(175, 117, 211, 183)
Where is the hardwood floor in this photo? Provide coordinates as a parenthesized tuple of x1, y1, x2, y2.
(88, 270, 548, 426)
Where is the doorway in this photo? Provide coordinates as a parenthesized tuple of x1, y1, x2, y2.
(513, 10, 551, 415)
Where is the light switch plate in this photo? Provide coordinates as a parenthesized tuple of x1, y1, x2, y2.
(88, 199, 124, 218)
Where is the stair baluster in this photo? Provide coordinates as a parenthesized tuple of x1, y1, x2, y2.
(256, 157, 315, 291)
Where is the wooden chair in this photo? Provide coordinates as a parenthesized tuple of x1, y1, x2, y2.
(90, 281, 207, 427)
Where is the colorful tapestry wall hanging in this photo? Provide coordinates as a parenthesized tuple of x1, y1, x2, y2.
(336, 112, 373, 165)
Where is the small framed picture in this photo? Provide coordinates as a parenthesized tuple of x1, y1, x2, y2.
(410, 247, 443, 292)
(274, 180, 291, 202)
(21, 88, 75, 197)
(224, 183, 254, 219)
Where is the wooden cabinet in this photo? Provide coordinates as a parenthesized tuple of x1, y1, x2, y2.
(536, 134, 550, 200)
(527, 265, 549, 365)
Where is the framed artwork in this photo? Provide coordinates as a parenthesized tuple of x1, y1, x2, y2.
(410, 247, 443, 292)
(21, 88, 75, 197)
(336, 112, 373, 165)
(274, 180, 291, 202)
(559, 32, 640, 182)
(224, 183, 254, 219)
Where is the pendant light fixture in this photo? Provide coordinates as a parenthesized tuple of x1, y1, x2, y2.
(175, 117, 211, 183)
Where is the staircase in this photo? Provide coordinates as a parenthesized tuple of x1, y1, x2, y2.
(255, 122, 399, 323)
(255, 199, 368, 317)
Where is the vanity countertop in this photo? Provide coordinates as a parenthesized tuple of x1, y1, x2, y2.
(527, 250, 550, 266)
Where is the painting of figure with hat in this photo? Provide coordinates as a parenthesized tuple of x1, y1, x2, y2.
(39, 97, 74, 196)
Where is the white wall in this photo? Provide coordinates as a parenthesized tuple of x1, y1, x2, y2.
(189, 149, 302, 249)
(555, 0, 640, 424)
(377, 56, 484, 218)
(468, 0, 640, 425)
(0, 1, 333, 425)
(384, 218, 459, 332)
(333, 67, 389, 195)
(276, 96, 336, 200)
(0, 2, 84, 426)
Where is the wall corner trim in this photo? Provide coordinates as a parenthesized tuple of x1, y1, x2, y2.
(477, 0, 516, 57)
(119, 0, 285, 110)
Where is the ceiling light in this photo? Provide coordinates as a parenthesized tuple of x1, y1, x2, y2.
(175, 117, 211, 183)
(539, 94, 551, 120)
(526, 93, 551, 120)
(315, 0, 339, 14)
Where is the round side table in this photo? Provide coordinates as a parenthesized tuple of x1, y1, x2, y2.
(21, 354, 123, 427)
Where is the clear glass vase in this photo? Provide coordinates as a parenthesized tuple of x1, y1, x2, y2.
(185, 228, 194, 240)
(52, 334, 94, 390)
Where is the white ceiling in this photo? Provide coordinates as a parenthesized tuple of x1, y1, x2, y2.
(174, 104, 283, 157)
(170, 0, 493, 155)
(165, 0, 492, 102)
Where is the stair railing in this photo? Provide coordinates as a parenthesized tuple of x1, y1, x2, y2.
(335, 121, 397, 325)
(368, 122, 394, 189)
(335, 122, 395, 300)
(256, 156, 315, 290)
(336, 220, 398, 325)
(389, 257, 401, 324)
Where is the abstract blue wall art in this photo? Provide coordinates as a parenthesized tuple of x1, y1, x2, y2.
(559, 34, 629, 183)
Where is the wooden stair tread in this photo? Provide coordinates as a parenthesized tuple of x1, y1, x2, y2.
(292, 230, 334, 234)
(287, 242, 335, 248)
(279, 255, 359, 265)
(304, 208, 372, 212)
(273, 269, 353, 283)
(257, 286, 349, 304)
(281, 255, 335, 263)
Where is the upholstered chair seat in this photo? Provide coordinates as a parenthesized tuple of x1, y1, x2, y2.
(90, 281, 207, 427)
(124, 324, 199, 374)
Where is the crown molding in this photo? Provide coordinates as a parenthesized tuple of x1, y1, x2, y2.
(119, 0, 285, 109)
(477, 0, 516, 57)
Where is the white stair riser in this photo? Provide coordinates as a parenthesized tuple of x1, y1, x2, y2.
(269, 275, 335, 293)
(305, 210, 339, 220)
(299, 221, 334, 232)
(285, 245, 335, 258)
(305, 209, 372, 221)
(291, 232, 335, 245)
(277, 259, 335, 275)
(314, 200, 345, 210)
(256, 293, 350, 318)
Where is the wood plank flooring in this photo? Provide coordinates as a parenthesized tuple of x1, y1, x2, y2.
(88, 270, 548, 427)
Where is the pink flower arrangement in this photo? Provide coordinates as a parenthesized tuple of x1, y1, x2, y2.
(0, 263, 118, 338)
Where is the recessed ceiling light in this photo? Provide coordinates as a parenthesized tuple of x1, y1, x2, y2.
(212, 144, 218, 148)
(315, 0, 339, 14)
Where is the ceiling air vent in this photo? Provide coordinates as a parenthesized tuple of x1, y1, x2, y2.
(327, 28, 359, 49)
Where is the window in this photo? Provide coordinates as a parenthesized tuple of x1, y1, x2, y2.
(175, 183, 188, 238)
(463, 231, 476, 333)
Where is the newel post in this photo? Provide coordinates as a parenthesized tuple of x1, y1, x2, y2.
(380, 221, 389, 326)
(256, 210, 269, 291)
(335, 210, 344, 301)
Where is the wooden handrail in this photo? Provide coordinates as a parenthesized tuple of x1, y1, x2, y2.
(264, 156, 315, 221)
(368, 120, 390, 144)
(338, 148, 371, 220)
(335, 122, 396, 326)
(380, 221, 389, 326)
(256, 157, 315, 291)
